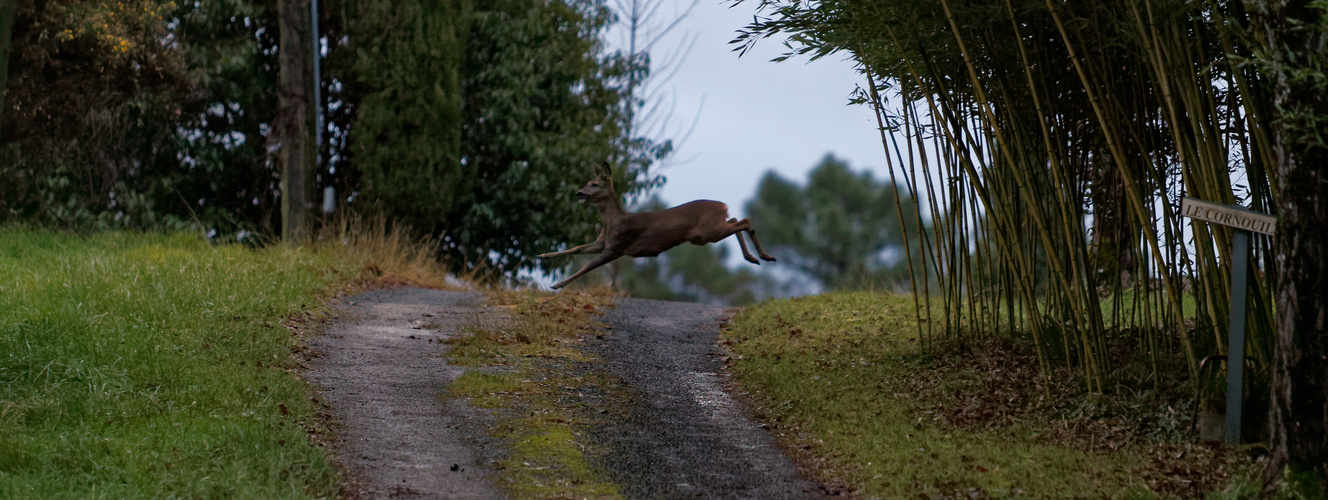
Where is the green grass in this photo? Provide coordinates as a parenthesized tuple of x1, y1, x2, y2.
(723, 291, 1187, 498)
(493, 414, 616, 499)
(449, 371, 531, 408)
(934, 288, 1199, 334)
(0, 229, 369, 499)
(450, 369, 620, 499)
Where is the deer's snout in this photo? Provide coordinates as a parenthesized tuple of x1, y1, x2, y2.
(576, 190, 590, 203)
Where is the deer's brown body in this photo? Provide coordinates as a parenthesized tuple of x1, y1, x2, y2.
(610, 200, 740, 257)
(540, 162, 775, 289)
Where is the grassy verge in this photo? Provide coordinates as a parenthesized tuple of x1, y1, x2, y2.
(722, 291, 1259, 498)
(0, 223, 449, 499)
(444, 287, 624, 499)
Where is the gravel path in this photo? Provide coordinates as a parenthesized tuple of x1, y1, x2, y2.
(588, 298, 820, 500)
(309, 288, 507, 499)
(312, 289, 819, 499)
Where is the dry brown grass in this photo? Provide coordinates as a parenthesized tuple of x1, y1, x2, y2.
(313, 212, 463, 291)
(443, 285, 619, 366)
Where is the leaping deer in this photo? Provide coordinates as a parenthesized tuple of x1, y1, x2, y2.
(539, 162, 776, 289)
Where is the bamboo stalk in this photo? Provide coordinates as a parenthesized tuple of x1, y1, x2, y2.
(1045, 0, 1197, 377)
(862, 56, 927, 348)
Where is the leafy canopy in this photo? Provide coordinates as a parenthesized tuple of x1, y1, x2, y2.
(746, 154, 920, 291)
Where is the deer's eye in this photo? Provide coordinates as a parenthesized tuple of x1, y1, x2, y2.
(591, 183, 600, 187)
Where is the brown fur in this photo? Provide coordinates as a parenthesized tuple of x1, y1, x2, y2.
(539, 162, 775, 289)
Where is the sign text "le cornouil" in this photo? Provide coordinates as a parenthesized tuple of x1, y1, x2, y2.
(1181, 197, 1277, 236)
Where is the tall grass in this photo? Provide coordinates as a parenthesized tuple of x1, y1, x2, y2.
(314, 212, 458, 290)
(0, 224, 453, 498)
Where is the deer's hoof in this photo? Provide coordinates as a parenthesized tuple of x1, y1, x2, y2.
(744, 255, 760, 265)
(551, 281, 567, 290)
(761, 254, 776, 262)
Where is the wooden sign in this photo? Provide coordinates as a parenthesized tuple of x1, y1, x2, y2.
(1181, 197, 1278, 236)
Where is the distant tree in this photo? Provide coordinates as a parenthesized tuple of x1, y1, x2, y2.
(611, 0, 697, 193)
(745, 154, 921, 291)
(0, 0, 198, 229)
(170, 0, 283, 235)
(454, 0, 645, 275)
(323, 0, 468, 238)
(0, 0, 290, 233)
(0, 0, 644, 271)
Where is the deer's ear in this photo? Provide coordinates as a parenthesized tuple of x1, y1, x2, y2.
(599, 161, 613, 177)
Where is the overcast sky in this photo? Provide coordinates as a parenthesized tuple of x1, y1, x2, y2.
(609, 0, 889, 263)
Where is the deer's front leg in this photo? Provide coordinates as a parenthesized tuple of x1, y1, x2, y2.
(551, 252, 621, 289)
(538, 237, 606, 259)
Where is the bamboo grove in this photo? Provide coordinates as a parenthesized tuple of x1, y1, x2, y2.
(736, 0, 1279, 395)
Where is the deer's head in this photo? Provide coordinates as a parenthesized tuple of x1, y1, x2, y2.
(576, 162, 615, 205)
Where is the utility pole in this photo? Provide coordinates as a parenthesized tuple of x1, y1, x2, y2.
(277, 0, 314, 244)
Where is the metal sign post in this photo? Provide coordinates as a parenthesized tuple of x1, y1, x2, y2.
(1180, 197, 1277, 444)
(1224, 230, 1248, 444)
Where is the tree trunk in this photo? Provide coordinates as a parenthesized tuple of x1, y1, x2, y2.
(0, 0, 16, 138)
(276, 0, 314, 244)
(1253, 0, 1328, 491)
(1088, 146, 1137, 288)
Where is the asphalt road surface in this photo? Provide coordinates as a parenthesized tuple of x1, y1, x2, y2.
(587, 298, 820, 499)
(311, 289, 820, 499)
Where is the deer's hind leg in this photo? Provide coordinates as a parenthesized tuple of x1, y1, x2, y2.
(727, 218, 776, 263)
(744, 228, 776, 262)
(538, 230, 607, 259)
(722, 218, 759, 264)
(733, 230, 761, 265)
